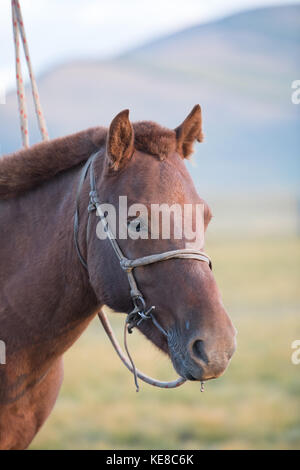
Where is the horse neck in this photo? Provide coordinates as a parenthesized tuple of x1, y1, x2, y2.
(0, 158, 102, 362)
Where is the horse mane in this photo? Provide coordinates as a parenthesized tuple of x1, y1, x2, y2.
(0, 121, 176, 200)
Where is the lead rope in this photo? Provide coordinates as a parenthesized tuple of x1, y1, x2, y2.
(11, 0, 49, 147)
(123, 322, 140, 392)
(98, 310, 187, 391)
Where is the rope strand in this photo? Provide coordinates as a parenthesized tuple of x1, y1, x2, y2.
(12, 3, 28, 147)
(11, 0, 49, 147)
(98, 311, 186, 390)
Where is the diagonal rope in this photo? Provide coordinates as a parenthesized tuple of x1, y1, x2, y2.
(11, 0, 49, 147)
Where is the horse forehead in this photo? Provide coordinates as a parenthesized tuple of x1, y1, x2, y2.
(154, 157, 200, 203)
(124, 151, 197, 200)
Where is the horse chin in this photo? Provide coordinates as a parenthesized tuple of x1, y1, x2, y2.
(138, 322, 169, 355)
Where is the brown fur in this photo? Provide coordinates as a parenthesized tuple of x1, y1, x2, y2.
(0, 121, 177, 200)
(134, 121, 176, 161)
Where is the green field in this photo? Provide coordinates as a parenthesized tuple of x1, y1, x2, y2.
(30, 237, 300, 450)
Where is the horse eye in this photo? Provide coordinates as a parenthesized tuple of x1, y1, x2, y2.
(127, 218, 146, 235)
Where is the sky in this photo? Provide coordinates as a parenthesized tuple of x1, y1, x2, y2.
(1, 0, 300, 91)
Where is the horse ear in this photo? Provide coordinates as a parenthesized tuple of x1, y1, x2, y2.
(175, 104, 204, 158)
(106, 109, 134, 170)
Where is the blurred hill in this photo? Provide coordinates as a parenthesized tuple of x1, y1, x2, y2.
(0, 4, 299, 236)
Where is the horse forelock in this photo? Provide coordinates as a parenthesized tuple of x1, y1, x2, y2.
(133, 121, 176, 160)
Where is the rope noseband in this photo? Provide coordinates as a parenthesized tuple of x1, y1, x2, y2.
(74, 152, 212, 391)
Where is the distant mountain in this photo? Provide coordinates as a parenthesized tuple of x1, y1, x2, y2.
(0, 4, 299, 199)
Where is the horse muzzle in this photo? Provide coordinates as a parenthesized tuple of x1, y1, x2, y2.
(168, 325, 237, 382)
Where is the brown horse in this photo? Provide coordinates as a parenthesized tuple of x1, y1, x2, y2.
(0, 105, 236, 450)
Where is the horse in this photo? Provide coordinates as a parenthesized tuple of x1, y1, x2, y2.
(0, 105, 236, 449)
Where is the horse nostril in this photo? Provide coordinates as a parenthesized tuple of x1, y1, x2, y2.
(192, 339, 209, 365)
(185, 372, 197, 381)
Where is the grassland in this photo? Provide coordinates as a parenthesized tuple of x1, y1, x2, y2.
(30, 237, 300, 450)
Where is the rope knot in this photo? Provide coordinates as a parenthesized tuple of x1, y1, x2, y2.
(126, 295, 155, 334)
(120, 259, 132, 272)
(88, 190, 100, 212)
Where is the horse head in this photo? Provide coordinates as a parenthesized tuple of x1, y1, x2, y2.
(86, 106, 236, 383)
